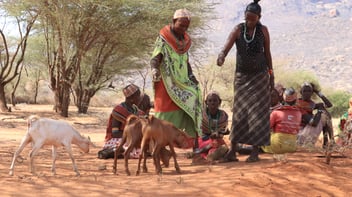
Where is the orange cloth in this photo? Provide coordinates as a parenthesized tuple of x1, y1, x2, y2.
(153, 80, 180, 112)
(159, 25, 191, 54)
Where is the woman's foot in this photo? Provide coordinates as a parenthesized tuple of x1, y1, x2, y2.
(246, 146, 260, 163)
(219, 149, 239, 163)
(245, 155, 260, 163)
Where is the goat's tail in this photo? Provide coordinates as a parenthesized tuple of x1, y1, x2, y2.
(27, 115, 40, 128)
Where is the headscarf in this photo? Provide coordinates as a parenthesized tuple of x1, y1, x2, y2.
(301, 82, 313, 90)
(283, 87, 297, 104)
(123, 84, 139, 98)
(246, 0, 262, 16)
(173, 8, 191, 20)
(206, 91, 221, 103)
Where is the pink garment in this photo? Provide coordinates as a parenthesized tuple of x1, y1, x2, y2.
(198, 137, 225, 159)
(270, 105, 302, 135)
(103, 138, 141, 159)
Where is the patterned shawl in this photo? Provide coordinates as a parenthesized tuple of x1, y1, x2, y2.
(105, 103, 144, 141)
(201, 109, 229, 136)
(159, 25, 191, 54)
(151, 25, 202, 136)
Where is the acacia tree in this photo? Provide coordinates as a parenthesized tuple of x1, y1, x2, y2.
(0, 6, 38, 112)
(3, 0, 214, 116)
(72, 1, 215, 113)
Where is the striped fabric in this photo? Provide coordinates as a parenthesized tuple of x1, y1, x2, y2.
(201, 109, 228, 137)
(104, 103, 144, 142)
(230, 72, 270, 146)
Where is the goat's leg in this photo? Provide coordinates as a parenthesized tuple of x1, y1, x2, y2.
(29, 142, 43, 175)
(153, 145, 162, 175)
(9, 134, 31, 176)
(113, 144, 124, 175)
(63, 144, 80, 176)
(124, 145, 135, 176)
(136, 139, 148, 176)
(142, 143, 150, 173)
(51, 145, 57, 175)
(168, 145, 181, 174)
(113, 146, 118, 174)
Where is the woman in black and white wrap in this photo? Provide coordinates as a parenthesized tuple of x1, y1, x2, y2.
(216, 0, 274, 162)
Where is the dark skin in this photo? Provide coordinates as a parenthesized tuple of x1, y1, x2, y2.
(270, 89, 280, 107)
(205, 94, 229, 138)
(217, 11, 273, 162)
(150, 17, 198, 85)
(206, 94, 221, 117)
(112, 90, 141, 138)
(216, 12, 274, 90)
(300, 86, 322, 126)
(300, 84, 334, 146)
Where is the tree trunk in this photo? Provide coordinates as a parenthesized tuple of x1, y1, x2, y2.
(53, 82, 71, 117)
(61, 85, 70, 117)
(76, 88, 95, 114)
(0, 84, 9, 112)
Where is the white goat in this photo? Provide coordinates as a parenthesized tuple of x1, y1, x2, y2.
(9, 115, 95, 176)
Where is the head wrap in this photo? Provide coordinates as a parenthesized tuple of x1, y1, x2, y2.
(206, 90, 222, 105)
(283, 87, 297, 103)
(123, 84, 139, 98)
(301, 82, 313, 90)
(173, 8, 191, 20)
(245, 0, 262, 16)
(206, 91, 221, 100)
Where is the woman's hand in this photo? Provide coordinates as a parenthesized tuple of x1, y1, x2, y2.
(217, 52, 225, 66)
(189, 75, 199, 85)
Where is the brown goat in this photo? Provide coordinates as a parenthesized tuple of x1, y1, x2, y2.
(137, 115, 192, 175)
(113, 115, 171, 176)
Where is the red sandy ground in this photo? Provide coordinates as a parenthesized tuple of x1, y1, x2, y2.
(0, 104, 351, 197)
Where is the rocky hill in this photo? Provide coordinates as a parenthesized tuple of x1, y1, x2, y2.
(205, 0, 352, 91)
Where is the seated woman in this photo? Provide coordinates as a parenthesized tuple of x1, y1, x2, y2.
(98, 84, 145, 159)
(262, 87, 302, 159)
(296, 82, 333, 147)
(195, 91, 229, 162)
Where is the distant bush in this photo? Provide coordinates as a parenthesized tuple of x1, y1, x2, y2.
(275, 69, 351, 118)
(325, 90, 352, 118)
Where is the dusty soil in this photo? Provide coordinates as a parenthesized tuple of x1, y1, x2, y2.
(1, 104, 352, 197)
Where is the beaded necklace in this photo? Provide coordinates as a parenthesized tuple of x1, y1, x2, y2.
(243, 24, 257, 43)
(122, 102, 137, 114)
(207, 109, 220, 133)
(170, 27, 186, 52)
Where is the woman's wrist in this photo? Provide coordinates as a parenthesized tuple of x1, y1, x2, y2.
(218, 51, 226, 58)
(268, 69, 273, 75)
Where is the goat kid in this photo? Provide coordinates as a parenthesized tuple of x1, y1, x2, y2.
(113, 114, 171, 176)
(9, 115, 95, 176)
(137, 115, 192, 175)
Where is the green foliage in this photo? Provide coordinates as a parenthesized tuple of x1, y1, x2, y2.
(196, 56, 235, 109)
(325, 90, 352, 117)
(274, 69, 320, 92)
(274, 67, 351, 117)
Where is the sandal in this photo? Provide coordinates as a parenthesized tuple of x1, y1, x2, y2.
(245, 155, 260, 163)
